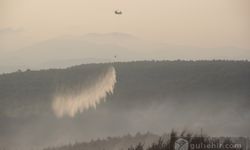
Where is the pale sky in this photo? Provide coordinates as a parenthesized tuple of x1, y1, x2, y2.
(1, 0, 249, 50)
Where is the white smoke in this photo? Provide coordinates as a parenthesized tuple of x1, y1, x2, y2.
(52, 66, 116, 118)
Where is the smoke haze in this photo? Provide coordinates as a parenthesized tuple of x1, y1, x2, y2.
(0, 61, 249, 150)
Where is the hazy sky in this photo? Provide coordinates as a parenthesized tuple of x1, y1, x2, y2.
(1, 0, 249, 51)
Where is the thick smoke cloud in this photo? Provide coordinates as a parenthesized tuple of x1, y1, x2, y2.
(52, 66, 116, 118)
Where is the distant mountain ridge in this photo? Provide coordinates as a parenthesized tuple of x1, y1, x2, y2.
(1, 32, 249, 73)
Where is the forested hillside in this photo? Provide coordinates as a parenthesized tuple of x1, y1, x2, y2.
(1, 60, 249, 115)
(44, 131, 250, 150)
(0, 60, 250, 150)
(44, 132, 160, 150)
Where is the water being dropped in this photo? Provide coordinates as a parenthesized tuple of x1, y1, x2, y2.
(52, 66, 116, 118)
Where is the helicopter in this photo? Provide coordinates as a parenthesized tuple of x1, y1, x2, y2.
(114, 10, 122, 15)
